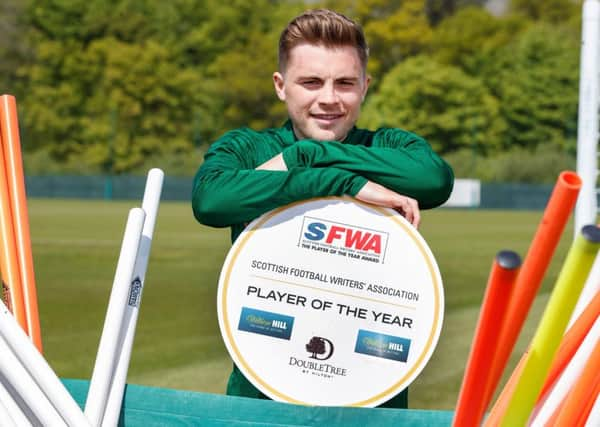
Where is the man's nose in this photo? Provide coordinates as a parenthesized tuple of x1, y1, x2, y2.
(318, 83, 339, 104)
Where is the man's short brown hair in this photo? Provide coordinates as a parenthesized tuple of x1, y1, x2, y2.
(278, 9, 369, 73)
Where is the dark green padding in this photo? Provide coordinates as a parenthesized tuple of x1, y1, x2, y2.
(62, 379, 453, 426)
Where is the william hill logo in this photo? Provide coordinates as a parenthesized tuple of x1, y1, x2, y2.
(299, 216, 388, 263)
(238, 307, 294, 340)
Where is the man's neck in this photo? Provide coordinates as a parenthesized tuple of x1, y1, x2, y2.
(286, 120, 356, 143)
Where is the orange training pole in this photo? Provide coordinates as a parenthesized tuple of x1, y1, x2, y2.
(0, 116, 27, 331)
(551, 338, 600, 427)
(453, 250, 521, 427)
(482, 350, 529, 427)
(538, 289, 600, 401)
(481, 171, 581, 413)
(0, 95, 42, 352)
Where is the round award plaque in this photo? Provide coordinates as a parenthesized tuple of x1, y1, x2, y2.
(217, 197, 444, 407)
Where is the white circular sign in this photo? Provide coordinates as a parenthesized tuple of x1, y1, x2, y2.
(217, 197, 444, 407)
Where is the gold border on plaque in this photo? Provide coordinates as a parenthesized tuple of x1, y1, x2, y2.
(219, 196, 442, 406)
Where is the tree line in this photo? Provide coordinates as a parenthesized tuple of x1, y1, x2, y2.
(0, 0, 583, 182)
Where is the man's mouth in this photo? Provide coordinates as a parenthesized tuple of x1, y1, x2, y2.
(311, 113, 344, 121)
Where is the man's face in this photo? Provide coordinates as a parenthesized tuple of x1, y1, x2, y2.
(273, 43, 370, 142)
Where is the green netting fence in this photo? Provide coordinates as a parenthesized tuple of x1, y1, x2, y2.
(25, 175, 557, 210)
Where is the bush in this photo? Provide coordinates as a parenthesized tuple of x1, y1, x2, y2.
(444, 143, 575, 183)
(360, 55, 506, 154)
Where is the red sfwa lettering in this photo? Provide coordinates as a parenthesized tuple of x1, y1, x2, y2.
(325, 225, 345, 244)
(345, 229, 371, 250)
(362, 235, 381, 254)
(326, 226, 382, 254)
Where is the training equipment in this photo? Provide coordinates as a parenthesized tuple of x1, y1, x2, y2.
(0, 336, 63, 425)
(0, 378, 30, 427)
(85, 208, 146, 426)
(500, 225, 600, 425)
(0, 128, 27, 332)
(569, 248, 600, 328)
(552, 337, 600, 426)
(539, 289, 600, 399)
(483, 349, 527, 426)
(481, 171, 581, 412)
(575, 0, 600, 235)
(530, 317, 600, 426)
(452, 250, 520, 427)
(0, 298, 90, 426)
(587, 391, 600, 426)
(0, 95, 42, 351)
(101, 169, 163, 427)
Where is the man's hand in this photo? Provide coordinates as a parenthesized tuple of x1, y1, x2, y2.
(355, 181, 420, 228)
(256, 153, 287, 171)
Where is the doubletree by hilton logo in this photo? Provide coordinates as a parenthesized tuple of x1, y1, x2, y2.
(306, 336, 334, 361)
(288, 336, 346, 378)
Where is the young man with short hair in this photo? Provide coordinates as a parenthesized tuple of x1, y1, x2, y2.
(192, 9, 453, 408)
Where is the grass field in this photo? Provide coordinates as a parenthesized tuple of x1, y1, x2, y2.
(28, 199, 573, 410)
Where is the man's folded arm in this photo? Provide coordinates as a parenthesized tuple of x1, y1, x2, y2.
(281, 129, 454, 209)
(192, 152, 366, 228)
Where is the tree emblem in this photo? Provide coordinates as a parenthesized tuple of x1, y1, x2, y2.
(306, 336, 334, 360)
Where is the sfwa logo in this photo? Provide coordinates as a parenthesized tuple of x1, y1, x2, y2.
(299, 216, 389, 262)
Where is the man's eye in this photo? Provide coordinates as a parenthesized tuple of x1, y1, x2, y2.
(302, 80, 320, 86)
(338, 80, 355, 87)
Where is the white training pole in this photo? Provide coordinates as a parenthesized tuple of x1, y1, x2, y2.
(0, 393, 17, 427)
(101, 169, 164, 427)
(0, 336, 65, 426)
(84, 208, 145, 427)
(575, 0, 600, 235)
(0, 299, 90, 426)
(0, 379, 19, 427)
(0, 398, 17, 427)
(0, 374, 35, 427)
(529, 316, 600, 426)
(587, 392, 600, 426)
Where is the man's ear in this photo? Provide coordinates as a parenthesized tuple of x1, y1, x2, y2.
(362, 74, 371, 102)
(273, 72, 286, 101)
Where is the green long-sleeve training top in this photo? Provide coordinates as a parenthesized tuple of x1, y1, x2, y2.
(193, 120, 453, 240)
(191, 120, 454, 407)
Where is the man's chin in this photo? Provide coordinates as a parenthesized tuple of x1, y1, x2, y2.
(306, 127, 346, 142)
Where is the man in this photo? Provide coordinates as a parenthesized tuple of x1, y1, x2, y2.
(192, 9, 453, 408)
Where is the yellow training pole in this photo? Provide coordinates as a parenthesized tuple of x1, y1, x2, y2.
(500, 225, 600, 426)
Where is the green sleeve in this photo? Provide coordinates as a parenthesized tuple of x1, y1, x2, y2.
(192, 133, 367, 227)
(281, 128, 454, 209)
